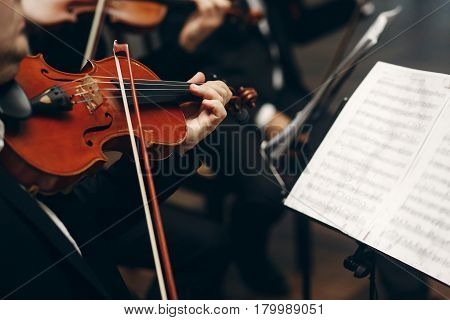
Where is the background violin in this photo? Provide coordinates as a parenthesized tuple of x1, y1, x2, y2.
(22, 0, 167, 28)
(1, 54, 257, 194)
(22, 0, 263, 29)
(23, 0, 264, 70)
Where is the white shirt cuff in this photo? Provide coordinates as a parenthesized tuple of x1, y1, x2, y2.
(255, 103, 277, 129)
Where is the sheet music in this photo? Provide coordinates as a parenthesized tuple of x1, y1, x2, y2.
(366, 98, 450, 285)
(285, 62, 450, 285)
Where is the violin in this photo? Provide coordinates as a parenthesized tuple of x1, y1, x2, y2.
(1, 53, 256, 195)
(22, 0, 167, 28)
(1, 42, 256, 300)
(22, 0, 263, 28)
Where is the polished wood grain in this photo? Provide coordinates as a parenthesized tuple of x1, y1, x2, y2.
(2, 54, 187, 194)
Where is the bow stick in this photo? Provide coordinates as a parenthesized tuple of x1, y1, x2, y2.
(81, 0, 107, 69)
(113, 40, 178, 300)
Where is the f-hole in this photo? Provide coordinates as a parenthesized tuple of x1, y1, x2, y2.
(41, 68, 68, 82)
(83, 112, 113, 147)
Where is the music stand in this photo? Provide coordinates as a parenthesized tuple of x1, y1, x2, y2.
(259, 7, 401, 299)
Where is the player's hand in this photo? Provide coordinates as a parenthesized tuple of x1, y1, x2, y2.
(177, 72, 231, 154)
(178, 0, 230, 52)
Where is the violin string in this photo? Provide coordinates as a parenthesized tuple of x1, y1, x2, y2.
(61, 81, 192, 93)
(90, 75, 191, 84)
(55, 77, 92, 91)
(83, 80, 191, 87)
(60, 80, 190, 90)
(76, 95, 194, 105)
(58, 75, 192, 87)
(58, 77, 195, 92)
(73, 88, 191, 97)
(55, 76, 200, 108)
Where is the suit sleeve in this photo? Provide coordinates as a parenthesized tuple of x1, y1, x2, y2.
(73, 149, 201, 238)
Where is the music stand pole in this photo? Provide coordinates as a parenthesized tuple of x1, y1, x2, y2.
(344, 242, 378, 300)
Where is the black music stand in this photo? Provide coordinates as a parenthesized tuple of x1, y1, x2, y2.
(344, 242, 378, 299)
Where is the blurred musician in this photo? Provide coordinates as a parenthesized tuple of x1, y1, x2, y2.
(143, 0, 360, 294)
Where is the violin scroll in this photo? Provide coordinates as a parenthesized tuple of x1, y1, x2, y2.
(227, 5, 264, 25)
(226, 86, 257, 124)
(235, 86, 257, 109)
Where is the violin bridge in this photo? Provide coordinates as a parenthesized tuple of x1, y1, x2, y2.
(77, 76, 103, 113)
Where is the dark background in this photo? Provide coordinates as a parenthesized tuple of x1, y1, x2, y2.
(120, 0, 450, 299)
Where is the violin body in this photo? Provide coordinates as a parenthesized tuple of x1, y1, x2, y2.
(22, 0, 168, 28)
(2, 55, 187, 194)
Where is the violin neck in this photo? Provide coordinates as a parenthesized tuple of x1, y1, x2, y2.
(112, 80, 200, 105)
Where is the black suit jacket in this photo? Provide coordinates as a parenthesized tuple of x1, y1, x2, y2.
(0, 152, 199, 299)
